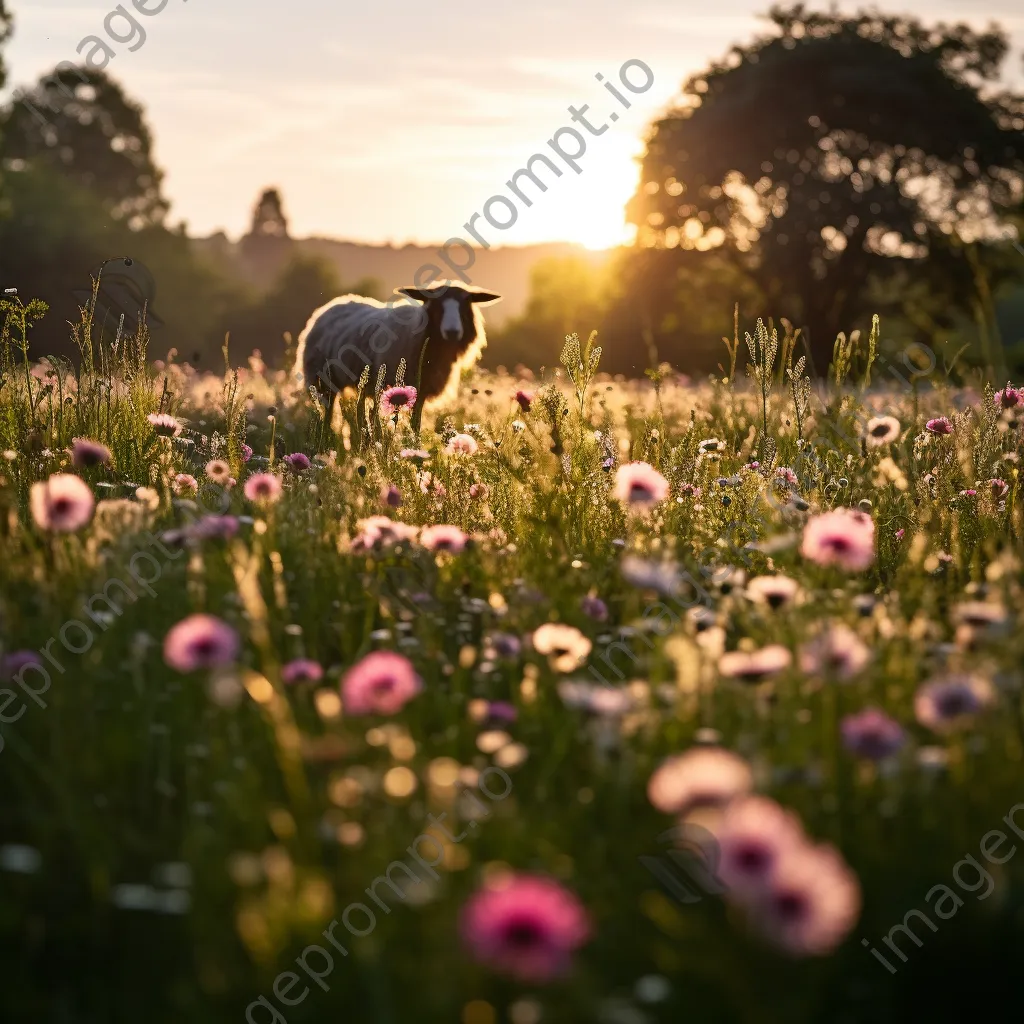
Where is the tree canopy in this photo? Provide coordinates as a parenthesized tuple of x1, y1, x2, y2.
(627, 3, 1024, 372)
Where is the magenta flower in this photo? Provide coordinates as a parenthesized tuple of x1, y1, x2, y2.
(380, 386, 418, 416)
(420, 524, 469, 554)
(241, 444, 254, 462)
(925, 416, 953, 435)
(173, 473, 198, 496)
(514, 389, 533, 412)
(0, 650, 42, 680)
(914, 674, 994, 733)
(800, 508, 875, 571)
(712, 796, 806, 899)
(147, 412, 182, 437)
(243, 473, 282, 504)
(382, 484, 402, 508)
(460, 874, 590, 981)
(30, 474, 95, 533)
(994, 386, 1021, 409)
(283, 452, 311, 473)
(70, 437, 111, 468)
(580, 595, 609, 622)
(988, 478, 1009, 499)
(614, 462, 669, 507)
(163, 614, 239, 672)
(749, 842, 861, 956)
(647, 747, 753, 815)
(841, 707, 905, 760)
(281, 659, 324, 685)
(341, 650, 422, 715)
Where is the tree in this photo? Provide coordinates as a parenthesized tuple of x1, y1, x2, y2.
(2, 64, 167, 228)
(627, 4, 1024, 373)
(239, 187, 294, 287)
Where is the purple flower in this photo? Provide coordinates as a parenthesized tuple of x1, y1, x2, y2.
(925, 417, 953, 435)
(841, 707, 905, 759)
(282, 659, 324, 685)
(580, 595, 608, 622)
(382, 484, 402, 508)
(994, 387, 1021, 409)
(163, 614, 239, 672)
(283, 452, 311, 473)
(915, 674, 994, 733)
(0, 650, 42, 681)
(70, 437, 111, 468)
(241, 444, 253, 463)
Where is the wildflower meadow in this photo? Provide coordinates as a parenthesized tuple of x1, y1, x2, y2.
(2, 297, 1024, 1024)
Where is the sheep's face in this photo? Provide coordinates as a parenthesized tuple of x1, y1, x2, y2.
(396, 285, 502, 350)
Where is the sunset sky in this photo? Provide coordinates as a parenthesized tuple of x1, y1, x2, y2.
(5, 0, 1023, 248)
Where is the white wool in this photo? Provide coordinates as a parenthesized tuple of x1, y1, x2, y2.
(293, 293, 488, 409)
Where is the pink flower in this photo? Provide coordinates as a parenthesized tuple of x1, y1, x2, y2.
(614, 462, 669, 507)
(460, 874, 590, 981)
(283, 452, 311, 473)
(469, 483, 489, 500)
(800, 508, 875, 571)
(514, 389, 533, 412)
(748, 842, 861, 956)
(205, 459, 231, 484)
(70, 437, 111, 468)
(380, 386, 417, 416)
(0, 650, 42, 680)
(798, 623, 870, 680)
(745, 575, 801, 609)
(864, 416, 900, 447)
(775, 466, 799, 487)
(712, 796, 806, 899)
(241, 444, 253, 462)
(281, 659, 323, 684)
(382, 484, 402, 508)
(30, 474, 95, 533)
(914, 674, 994, 733)
(994, 387, 1021, 409)
(895, 528, 905, 540)
(244, 473, 282, 504)
(841, 707, 905, 760)
(400, 448, 429, 461)
(988, 478, 1009, 499)
(647, 747, 752, 815)
(173, 473, 198, 496)
(351, 515, 418, 551)
(163, 614, 239, 672)
(147, 412, 182, 437)
(341, 651, 422, 715)
(925, 416, 953, 435)
(420, 524, 468, 553)
(718, 645, 792, 683)
(446, 433, 478, 456)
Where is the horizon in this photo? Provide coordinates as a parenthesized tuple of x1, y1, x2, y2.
(5, 0, 1023, 249)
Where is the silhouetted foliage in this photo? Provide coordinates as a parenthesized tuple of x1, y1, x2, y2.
(627, 4, 1024, 372)
(3, 65, 168, 228)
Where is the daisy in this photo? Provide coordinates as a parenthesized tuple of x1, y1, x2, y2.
(864, 416, 900, 447)
(800, 508, 875, 571)
(799, 623, 870, 680)
(646, 747, 753, 816)
(380, 386, 418, 417)
(420, 524, 469, 554)
(745, 575, 801, 609)
(460, 874, 590, 982)
(30, 474, 95, 533)
(163, 614, 239, 672)
(341, 651, 422, 715)
(718, 645, 792, 683)
(614, 462, 669, 507)
(531, 623, 592, 673)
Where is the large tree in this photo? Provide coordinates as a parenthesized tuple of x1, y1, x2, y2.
(3, 65, 167, 228)
(627, 4, 1024, 372)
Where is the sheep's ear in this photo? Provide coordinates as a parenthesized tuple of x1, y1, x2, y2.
(396, 287, 439, 302)
(469, 291, 502, 305)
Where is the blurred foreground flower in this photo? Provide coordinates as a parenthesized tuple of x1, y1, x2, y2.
(163, 614, 240, 672)
(341, 651, 422, 715)
(647, 747, 752, 815)
(614, 461, 669, 507)
(70, 437, 111, 468)
(460, 874, 590, 981)
(30, 473, 94, 533)
(800, 508, 875, 571)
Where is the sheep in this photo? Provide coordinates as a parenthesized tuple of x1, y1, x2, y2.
(294, 284, 501, 436)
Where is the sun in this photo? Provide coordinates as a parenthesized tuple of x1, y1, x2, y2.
(515, 138, 642, 249)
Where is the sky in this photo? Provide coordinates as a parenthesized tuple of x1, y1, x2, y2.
(4, 0, 1023, 248)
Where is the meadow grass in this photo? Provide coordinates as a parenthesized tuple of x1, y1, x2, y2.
(1, 300, 1023, 1023)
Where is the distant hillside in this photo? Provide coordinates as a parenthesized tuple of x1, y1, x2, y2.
(192, 233, 612, 327)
